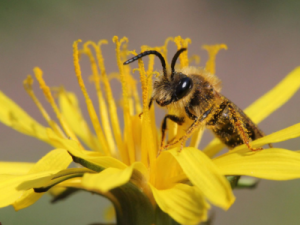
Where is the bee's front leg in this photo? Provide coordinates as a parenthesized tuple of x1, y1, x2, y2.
(164, 106, 213, 151)
(159, 115, 184, 155)
(139, 97, 154, 118)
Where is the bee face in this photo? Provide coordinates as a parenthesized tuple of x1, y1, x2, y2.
(153, 72, 194, 107)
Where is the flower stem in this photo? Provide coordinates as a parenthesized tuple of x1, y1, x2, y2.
(110, 183, 179, 225)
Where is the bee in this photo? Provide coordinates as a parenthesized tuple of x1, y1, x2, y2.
(124, 48, 270, 152)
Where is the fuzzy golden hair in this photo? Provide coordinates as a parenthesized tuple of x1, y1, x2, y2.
(152, 66, 222, 118)
(177, 67, 222, 92)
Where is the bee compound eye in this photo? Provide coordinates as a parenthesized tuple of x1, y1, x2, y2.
(175, 77, 193, 100)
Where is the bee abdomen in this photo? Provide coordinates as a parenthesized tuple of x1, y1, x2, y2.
(207, 100, 264, 149)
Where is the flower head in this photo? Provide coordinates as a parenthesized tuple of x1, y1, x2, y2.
(1, 36, 300, 225)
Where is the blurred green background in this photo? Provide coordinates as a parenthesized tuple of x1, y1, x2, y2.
(0, 1, 300, 224)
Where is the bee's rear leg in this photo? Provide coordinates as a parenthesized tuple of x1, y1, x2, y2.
(228, 104, 263, 151)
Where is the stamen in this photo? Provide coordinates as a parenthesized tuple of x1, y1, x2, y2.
(88, 40, 128, 164)
(106, 72, 120, 81)
(189, 55, 201, 65)
(57, 89, 103, 153)
(121, 47, 140, 116)
(23, 75, 66, 138)
(140, 46, 156, 79)
(131, 84, 142, 115)
(34, 68, 83, 147)
(82, 44, 117, 156)
(162, 37, 174, 69)
(137, 57, 156, 179)
(122, 44, 142, 115)
(174, 36, 191, 68)
(202, 44, 227, 75)
(140, 46, 158, 149)
(113, 36, 136, 164)
(72, 40, 111, 156)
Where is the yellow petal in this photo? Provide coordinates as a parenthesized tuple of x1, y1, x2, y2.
(46, 129, 85, 153)
(0, 149, 72, 208)
(167, 147, 235, 209)
(0, 162, 34, 175)
(155, 151, 187, 189)
(82, 166, 133, 193)
(204, 67, 300, 158)
(23, 168, 93, 191)
(13, 190, 43, 211)
(150, 184, 209, 225)
(0, 171, 58, 208)
(244, 67, 300, 124)
(0, 91, 59, 146)
(58, 91, 102, 152)
(202, 139, 225, 158)
(54, 177, 83, 189)
(68, 148, 127, 171)
(28, 148, 72, 174)
(229, 123, 300, 153)
(250, 123, 300, 148)
(214, 148, 300, 180)
(47, 123, 127, 171)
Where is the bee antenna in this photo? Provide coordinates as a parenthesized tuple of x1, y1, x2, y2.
(123, 50, 167, 78)
(171, 48, 187, 80)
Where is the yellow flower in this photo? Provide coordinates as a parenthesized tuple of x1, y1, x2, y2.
(0, 36, 300, 225)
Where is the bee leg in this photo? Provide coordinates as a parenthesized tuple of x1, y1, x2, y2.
(163, 118, 200, 151)
(227, 104, 263, 151)
(178, 107, 213, 150)
(139, 97, 154, 118)
(159, 115, 184, 155)
(148, 97, 154, 109)
(167, 136, 177, 144)
(164, 107, 199, 150)
(164, 107, 212, 151)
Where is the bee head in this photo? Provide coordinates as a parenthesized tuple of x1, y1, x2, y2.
(123, 48, 193, 107)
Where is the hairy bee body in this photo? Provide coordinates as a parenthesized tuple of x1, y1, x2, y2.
(124, 48, 266, 151)
(154, 67, 264, 150)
